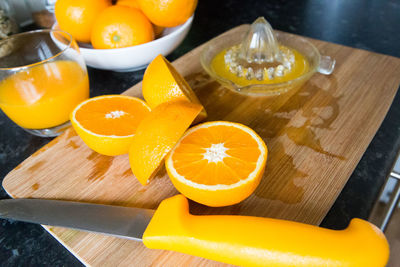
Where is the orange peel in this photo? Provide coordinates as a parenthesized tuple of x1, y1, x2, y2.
(129, 100, 202, 185)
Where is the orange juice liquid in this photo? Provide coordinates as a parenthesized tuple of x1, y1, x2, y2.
(211, 45, 309, 87)
(0, 60, 89, 129)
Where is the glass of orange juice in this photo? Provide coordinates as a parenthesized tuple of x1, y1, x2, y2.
(0, 29, 89, 137)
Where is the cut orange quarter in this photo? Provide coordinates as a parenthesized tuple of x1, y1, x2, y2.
(71, 95, 151, 156)
(165, 121, 268, 207)
(129, 100, 202, 185)
(142, 54, 207, 124)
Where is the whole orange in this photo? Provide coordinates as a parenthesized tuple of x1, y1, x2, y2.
(137, 0, 197, 27)
(91, 5, 154, 49)
(55, 0, 111, 43)
(116, 0, 141, 9)
(117, 0, 164, 37)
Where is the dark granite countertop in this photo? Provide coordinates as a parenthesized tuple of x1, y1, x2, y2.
(1, 0, 400, 265)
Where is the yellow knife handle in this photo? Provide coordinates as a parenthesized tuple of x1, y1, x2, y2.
(143, 195, 389, 267)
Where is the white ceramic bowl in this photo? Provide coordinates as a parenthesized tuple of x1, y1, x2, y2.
(53, 16, 193, 72)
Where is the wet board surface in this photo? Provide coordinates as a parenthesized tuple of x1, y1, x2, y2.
(3, 25, 400, 266)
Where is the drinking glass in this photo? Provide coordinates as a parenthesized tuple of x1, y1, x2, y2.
(0, 29, 89, 137)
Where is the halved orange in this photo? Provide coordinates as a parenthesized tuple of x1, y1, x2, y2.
(71, 95, 151, 156)
(129, 100, 202, 185)
(142, 54, 207, 124)
(165, 121, 268, 207)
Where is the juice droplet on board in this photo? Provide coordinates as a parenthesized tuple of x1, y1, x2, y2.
(32, 183, 40, 190)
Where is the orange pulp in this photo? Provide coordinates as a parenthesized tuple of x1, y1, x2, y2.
(211, 45, 309, 87)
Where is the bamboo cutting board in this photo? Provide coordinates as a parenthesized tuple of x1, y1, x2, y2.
(3, 25, 400, 266)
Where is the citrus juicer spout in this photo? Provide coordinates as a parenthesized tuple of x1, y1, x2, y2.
(224, 17, 295, 81)
(240, 17, 279, 64)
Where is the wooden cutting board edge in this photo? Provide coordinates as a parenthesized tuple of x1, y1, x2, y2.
(3, 24, 400, 223)
(2, 24, 400, 267)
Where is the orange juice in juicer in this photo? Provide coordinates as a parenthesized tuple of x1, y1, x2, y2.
(201, 17, 335, 95)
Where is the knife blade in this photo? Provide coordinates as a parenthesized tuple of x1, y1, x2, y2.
(0, 194, 389, 267)
(0, 198, 154, 241)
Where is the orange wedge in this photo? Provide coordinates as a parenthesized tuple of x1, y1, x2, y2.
(129, 100, 202, 185)
(165, 121, 268, 207)
(142, 54, 207, 124)
(71, 95, 151, 156)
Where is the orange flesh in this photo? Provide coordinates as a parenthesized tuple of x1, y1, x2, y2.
(171, 125, 261, 185)
(75, 97, 150, 136)
(165, 58, 198, 103)
(142, 54, 207, 123)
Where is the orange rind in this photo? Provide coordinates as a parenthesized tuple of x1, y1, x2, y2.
(142, 54, 207, 124)
(129, 100, 202, 185)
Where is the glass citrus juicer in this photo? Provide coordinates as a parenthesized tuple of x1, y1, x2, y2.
(201, 17, 335, 95)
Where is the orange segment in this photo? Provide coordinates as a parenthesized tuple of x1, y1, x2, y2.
(165, 121, 268, 207)
(71, 95, 151, 156)
(129, 100, 202, 185)
(142, 54, 207, 124)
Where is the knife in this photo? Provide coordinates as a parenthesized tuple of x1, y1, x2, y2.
(0, 194, 389, 267)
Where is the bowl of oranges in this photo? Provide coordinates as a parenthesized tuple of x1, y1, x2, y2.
(53, 0, 196, 72)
